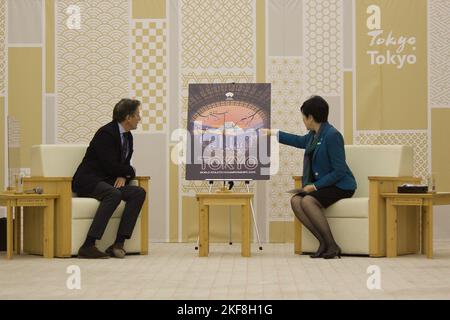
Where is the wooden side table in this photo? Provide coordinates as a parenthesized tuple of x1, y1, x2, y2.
(196, 192, 254, 257)
(381, 192, 450, 259)
(0, 193, 59, 259)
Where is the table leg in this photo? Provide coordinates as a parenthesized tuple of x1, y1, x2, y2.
(386, 199, 398, 257)
(7, 206, 13, 259)
(422, 200, 433, 259)
(241, 203, 251, 257)
(43, 200, 54, 258)
(14, 207, 21, 255)
(199, 203, 209, 257)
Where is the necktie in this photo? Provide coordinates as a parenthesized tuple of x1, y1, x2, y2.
(121, 133, 128, 163)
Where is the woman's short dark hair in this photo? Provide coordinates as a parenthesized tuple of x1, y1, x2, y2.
(300, 96, 329, 123)
(113, 98, 141, 122)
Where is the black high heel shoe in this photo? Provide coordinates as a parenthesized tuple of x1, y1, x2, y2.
(310, 245, 327, 258)
(322, 245, 342, 259)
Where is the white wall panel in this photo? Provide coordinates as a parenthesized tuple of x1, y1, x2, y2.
(133, 132, 168, 242)
(8, 0, 42, 44)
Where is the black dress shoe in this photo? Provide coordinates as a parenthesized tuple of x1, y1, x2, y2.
(78, 246, 109, 259)
(105, 244, 126, 259)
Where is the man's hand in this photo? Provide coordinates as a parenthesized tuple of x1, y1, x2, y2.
(303, 184, 316, 193)
(114, 177, 127, 188)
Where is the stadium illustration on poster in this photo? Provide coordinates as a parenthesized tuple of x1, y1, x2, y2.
(186, 83, 271, 181)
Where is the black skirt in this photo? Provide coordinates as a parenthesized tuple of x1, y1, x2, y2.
(302, 186, 355, 208)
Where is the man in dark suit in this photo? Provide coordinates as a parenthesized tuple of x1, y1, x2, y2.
(72, 98, 146, 259)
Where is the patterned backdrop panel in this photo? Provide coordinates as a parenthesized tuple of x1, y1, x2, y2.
(132, 20, 167, 132)
(304, 0, 343, 95)
(429, 0, 450, 107)
(181, 0, 255, 71)
(268, 57, 305, 220)
(355, 131, 429, 181)
(0, 0, 6, 95)
(179, 72, 255, 196)
(56, 0, 129, 143)
(268, 174, 296, 220)
(268, 57, 304, 135)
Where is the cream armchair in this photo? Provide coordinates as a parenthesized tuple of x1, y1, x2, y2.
(23, 144, 150, 257)
(293, 145, 420, 257)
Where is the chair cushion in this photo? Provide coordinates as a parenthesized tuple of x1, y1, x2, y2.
(324, 197, 369, 219)
(72, 198, 126, 219)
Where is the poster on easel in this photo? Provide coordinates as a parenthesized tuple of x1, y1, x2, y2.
(186, 83, 271, 181)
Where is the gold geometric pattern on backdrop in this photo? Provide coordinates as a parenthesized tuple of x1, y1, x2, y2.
(181, 0, 255, 70)
(268, 173, 296, 220)
(304, 0, 342, 95)
(268, 57, 305, 220)
(0, 0, 6, 95)
(56, 0, 129, 143)
(429, 0, 450, 106)
(179, 72, 255, 196)
(132, 21, 167, 132)
(355, 131, 429, 181)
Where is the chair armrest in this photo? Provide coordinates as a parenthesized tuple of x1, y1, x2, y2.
(291, 176, 303, 254)
(129, 176, 150, 186)
(368, 176, 421, 183)
(135, 176, 151, 183)
(292, 176, 303, 189)
(23, 176, 72, 183)
(133, 176, 150, 255)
